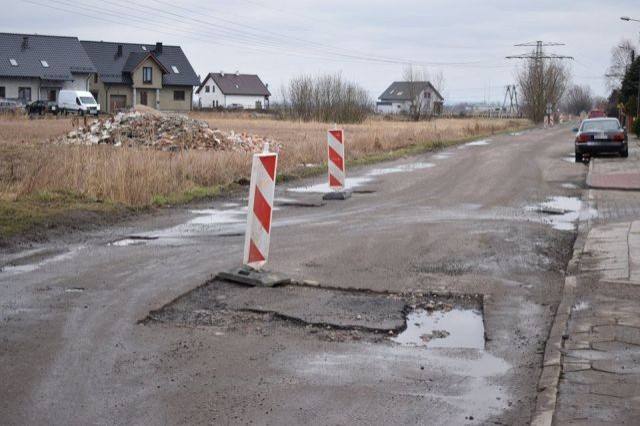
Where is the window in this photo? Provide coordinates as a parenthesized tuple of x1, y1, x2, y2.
(171, 65, 179, 74)
(94, 74, 98, 84)
(211, 85, 215, 93)
(48, 89, 56, 102)
(143, 67, 152, 84)
(40, 60, 49, 68)
(18, 87, 31, 102)
(173, 90, 185, 101)
(9, 58, 17, 66)
(205, 86, 210, 93)
(0, 87, 5, 98)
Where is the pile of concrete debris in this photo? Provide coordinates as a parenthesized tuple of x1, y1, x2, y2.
(57, 109, 281, 153)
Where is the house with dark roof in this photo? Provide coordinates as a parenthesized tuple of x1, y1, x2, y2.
(196, 72, 270, 110)
(81, 40, 200, 113)
(0, 33, 95, 103)
(376, 81, 444, 115)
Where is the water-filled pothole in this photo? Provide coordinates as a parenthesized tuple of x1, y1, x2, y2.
(144, 279, 484, 348)
(392, 308, 485, 349)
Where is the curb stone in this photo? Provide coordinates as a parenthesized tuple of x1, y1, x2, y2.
(529, 189, 592, 426)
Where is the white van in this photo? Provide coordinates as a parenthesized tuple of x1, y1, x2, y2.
(58, 90, 100, 116)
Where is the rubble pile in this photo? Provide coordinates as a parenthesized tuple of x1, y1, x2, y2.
(58, 110, 281, 153)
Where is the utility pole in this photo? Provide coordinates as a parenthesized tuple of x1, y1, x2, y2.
(506, 41, 573, 123)
(500, 85, 519, 117)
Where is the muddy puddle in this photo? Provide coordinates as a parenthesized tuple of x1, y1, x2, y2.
(392, 308, 485, 349)
(527, 196, 597, 231)
(463, 139, 492, 147)
(0, 247, 82, 275)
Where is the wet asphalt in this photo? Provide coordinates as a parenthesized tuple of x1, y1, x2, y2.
(0, 124, 588, 425)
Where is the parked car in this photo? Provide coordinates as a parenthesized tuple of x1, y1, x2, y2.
(25, 100, 47, 115)
(58, 90, 100, 116)
(0, 99, 22, 115)
(47, 101, 60, 115)
(588, 110, 607, 119)
(574, 118, 627, 162)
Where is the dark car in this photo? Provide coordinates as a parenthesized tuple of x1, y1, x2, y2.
(574, 118, 627, 162)
(46, 101, 59, 115)
(25, 100, 48, 115)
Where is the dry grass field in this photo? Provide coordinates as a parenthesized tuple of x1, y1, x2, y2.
(0, 112, 529, 241)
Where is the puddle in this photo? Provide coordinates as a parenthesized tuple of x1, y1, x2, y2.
(527, 196, 597, 231)
(433, 153, 451, 160)
(1, 247, 82, 275)
(573, 301, 590, 312)
(561, 183, 579, 189)
(465, 139, 492, 147)
(510, 132, 524, 136)
(392, 308, 485, 349)
(366, 162, 435, 176)
(287, 177, 373, 193)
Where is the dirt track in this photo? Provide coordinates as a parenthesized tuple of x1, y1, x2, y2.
(0, 124, 588, 425)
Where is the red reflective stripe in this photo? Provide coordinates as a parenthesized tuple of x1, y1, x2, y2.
(329, 174, 342, 187)
(248, 239, 265, 263)
(328, 145, 344, 171)
(329, 130, 343, 143)
(253, 187, 272, 233)
(259, 155, 277, 181)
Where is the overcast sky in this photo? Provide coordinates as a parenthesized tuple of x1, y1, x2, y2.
(5, 0, 640, 103)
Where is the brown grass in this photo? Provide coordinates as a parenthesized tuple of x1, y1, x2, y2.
(0, 113, 530, 207)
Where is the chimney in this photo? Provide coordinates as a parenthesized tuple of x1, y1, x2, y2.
(235, 70, 240, 76)
(21, 36, 29, 50)
(116, 44, 123, 58)
(155, 42, 163, 54)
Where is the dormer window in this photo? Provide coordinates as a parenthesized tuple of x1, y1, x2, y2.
(40, 60, 49, 68)
(9, 58, 17, 66)
(143, 67, 152, 84)
(171, 65, 179, 74)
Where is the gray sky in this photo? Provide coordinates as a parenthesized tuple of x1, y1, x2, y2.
(5, 0, 640, 103)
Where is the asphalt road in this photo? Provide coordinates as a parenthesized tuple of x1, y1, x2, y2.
(1, 124, 588, 425)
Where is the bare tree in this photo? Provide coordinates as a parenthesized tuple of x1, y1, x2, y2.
(281, 73, 372, 123)
(605, 39, 636, 90)
(402, 64, 427, 121)
(563, 84, 593, 115)
(517, 55, 570, 123)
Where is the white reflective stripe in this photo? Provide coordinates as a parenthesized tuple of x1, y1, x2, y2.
(243, 153, 277, 269)
(328, 161, 345, 185)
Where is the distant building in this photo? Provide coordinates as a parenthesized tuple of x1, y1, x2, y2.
(196, 72, 270, 109)
(0, 33, 95, 103)
(376, 81, 444, 115)
(82, 40, 200, 113)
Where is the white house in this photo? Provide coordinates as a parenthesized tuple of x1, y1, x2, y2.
(196, 72, 270, 109)
(376, 81, 444, 115)
(0, 33, 95, 103)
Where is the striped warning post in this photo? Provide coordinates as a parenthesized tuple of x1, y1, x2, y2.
(243, 152, 278, 269)
(327, 129, 345, 190)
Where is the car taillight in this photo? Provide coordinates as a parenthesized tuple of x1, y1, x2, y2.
(576, 134, 590, 143)
(612, 133, 625, 142)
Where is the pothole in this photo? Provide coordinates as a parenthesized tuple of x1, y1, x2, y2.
(143, 280, 484, 348)
(392, 308, 485, 349)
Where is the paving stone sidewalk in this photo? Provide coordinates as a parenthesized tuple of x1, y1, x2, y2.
(587, 138, 640, 190)
(554, 221, 640, 425)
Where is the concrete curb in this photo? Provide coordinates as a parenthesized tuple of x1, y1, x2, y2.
(530, 189, 592, 426)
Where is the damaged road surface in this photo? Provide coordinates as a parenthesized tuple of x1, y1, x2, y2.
(1, 125, 588, 425)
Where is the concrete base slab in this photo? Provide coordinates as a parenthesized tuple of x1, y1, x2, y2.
(322, 190, 352, 200)
(216, 266, 291, 287)
(226, 286, 406, 331)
